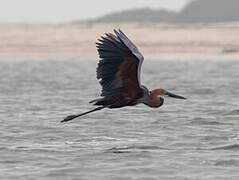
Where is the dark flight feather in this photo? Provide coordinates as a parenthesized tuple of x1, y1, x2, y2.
(93, 29, 144, 107)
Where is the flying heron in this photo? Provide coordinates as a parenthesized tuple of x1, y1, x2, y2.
(61, 29, 186, 123)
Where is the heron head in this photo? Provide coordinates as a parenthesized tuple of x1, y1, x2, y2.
(150, 89, 186, 100)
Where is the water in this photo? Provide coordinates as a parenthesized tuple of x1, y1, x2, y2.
(0, 59, 239, 180)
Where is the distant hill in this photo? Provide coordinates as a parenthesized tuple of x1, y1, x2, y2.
(82, 0, 239, 23)
(178, 0, 239, 23)
(90, 8, 177, 23)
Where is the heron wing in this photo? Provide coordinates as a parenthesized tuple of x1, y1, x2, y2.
(96, 29, 144, 101)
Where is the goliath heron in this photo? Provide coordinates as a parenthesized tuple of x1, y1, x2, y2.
(62, 29, 186, 123)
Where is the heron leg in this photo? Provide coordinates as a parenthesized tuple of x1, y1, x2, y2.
(61, 106, 107, 123)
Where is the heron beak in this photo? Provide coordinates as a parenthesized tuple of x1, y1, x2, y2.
(165, 91, 186, 99)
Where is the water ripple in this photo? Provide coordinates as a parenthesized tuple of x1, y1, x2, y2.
(1, 60, 239, 179)
(105, 145, 171, 153)
(225, 109, 239, 115)
(209, 144, 239, 150)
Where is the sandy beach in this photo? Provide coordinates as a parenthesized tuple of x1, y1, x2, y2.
(0, 22, 239, 60)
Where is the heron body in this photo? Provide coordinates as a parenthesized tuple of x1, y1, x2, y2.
(62, 29, 186, 123)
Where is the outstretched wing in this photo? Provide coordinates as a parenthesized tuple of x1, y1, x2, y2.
(96, 29, 144, 101)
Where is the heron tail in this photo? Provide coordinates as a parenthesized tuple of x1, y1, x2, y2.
(61, 106, 106, 123)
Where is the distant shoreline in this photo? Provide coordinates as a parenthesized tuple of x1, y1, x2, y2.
(0, 22, 239, 61)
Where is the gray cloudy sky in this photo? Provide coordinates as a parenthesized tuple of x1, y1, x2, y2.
(0, 0, 191, 23)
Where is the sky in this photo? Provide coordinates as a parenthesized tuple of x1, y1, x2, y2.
(0, 0, 192, 23)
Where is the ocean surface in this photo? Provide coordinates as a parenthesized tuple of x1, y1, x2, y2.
(0, 59, 239, 180)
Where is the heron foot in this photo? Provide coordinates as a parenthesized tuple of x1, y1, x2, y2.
(61, 115, 77, 123)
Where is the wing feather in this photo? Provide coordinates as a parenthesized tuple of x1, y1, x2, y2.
(96, 29, 144, 104)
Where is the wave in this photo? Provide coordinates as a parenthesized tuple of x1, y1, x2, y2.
(225, 109, 239, 115)
(210, 144, 239, 150)
(190, 117, 232, 125)
(214, 159, 239, 167)
(105, 145, 171, 153)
